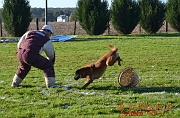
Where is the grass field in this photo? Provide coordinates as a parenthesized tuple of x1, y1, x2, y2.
(0, 34, 180, 118)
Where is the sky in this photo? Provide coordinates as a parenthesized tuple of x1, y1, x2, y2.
(0, 0, 167, 8)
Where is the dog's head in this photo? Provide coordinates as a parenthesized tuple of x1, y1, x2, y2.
(106, 44, 123, 66)
(74, 69, 81, 80)
(106, 52, 123, 66)
(74, 68, 86, 80)
(74, 67, 92, 80)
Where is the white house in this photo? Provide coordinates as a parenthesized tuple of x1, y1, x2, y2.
(57, 15, 69, 22)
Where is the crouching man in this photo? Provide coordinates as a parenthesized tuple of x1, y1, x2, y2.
(12, 25, 58, 88)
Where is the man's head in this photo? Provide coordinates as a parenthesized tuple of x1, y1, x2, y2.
(42, 25, 54, 37)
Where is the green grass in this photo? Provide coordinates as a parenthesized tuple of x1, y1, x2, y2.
(0, 34, 180, 118)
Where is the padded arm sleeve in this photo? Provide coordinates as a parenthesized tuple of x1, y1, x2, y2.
(42, 40, 55, 64)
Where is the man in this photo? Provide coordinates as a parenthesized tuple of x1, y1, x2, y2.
(12, 25, 58, 88)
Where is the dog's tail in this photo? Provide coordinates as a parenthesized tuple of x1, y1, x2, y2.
(107, 44, 118, 52)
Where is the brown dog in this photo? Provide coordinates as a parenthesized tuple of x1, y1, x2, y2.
(74, 44, 123, 88)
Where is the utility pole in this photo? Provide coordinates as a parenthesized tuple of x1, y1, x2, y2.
(45, 0, 48, 25)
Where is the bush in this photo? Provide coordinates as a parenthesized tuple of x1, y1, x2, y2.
(139, 0, 166, 34)
(166, 0, 180, 32)
(110, 0, 140, 34)
(2, 0, 32, 37)
(76, 0, 110, 35)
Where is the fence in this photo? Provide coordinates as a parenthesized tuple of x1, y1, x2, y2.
(0, 21, 176, 37)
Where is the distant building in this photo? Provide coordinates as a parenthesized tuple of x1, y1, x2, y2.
(57, 15, 69, 22)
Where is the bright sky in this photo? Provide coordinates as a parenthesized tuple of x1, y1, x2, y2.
(0, 0, 167, 8)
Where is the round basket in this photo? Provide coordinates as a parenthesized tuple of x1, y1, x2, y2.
(118, 67, 140, 87)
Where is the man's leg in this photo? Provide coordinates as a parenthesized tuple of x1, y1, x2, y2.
(12, 63, 31, 87)
(44, 77, 56, 88)
(11, 74, 23, 87)
(28, 55, 56, 88)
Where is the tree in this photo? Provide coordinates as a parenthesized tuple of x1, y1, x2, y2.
(76, 0, 110, 35)
(69, 10, 76, 22)
(139, 0, 166, 34)
(31, 8, 44, 21)
(166, 0, 180, 32)
(110, 0, 140, 34)
(2, 0, 32, 37)
(0, 9, 2, 19)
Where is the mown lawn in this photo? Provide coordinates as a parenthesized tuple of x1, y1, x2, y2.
(0, 34, 180, 118)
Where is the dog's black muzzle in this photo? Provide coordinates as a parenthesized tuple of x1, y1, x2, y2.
(74, 74, 80, 80)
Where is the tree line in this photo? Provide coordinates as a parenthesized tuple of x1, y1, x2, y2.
(0, 0, 180, 37)
(31, 8, 76, 22)
(0, 7, 76, 22)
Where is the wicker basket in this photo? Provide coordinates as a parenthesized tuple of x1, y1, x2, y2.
(118, 67, 140, 87)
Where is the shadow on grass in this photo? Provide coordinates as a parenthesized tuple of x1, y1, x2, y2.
(71, 85, 121, 90)
(73, 85, 180, 93)
(136, 33, 180, 37)
(128, 86, 180, 93)
(66, 33, 180, 42)
(67, 37, 115, 42)
(86, 85, 121, 90)
(20, 85, 36, 88)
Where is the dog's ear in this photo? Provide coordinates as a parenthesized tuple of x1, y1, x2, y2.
(107, 44, 118, 52)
